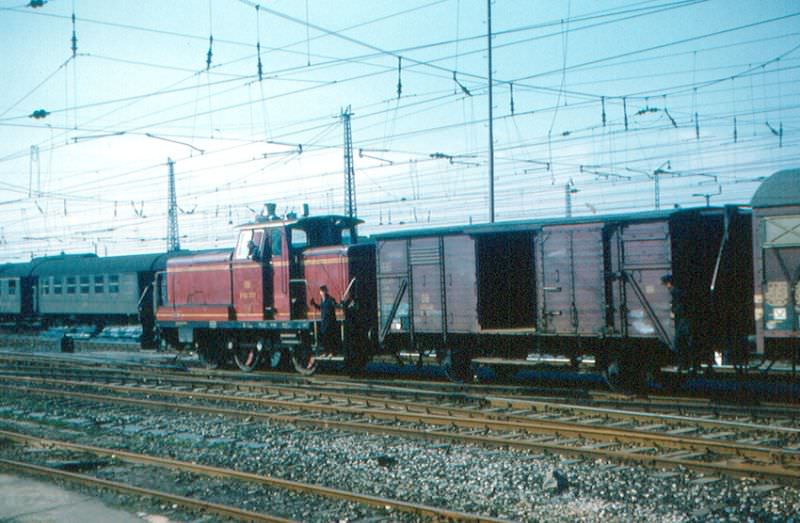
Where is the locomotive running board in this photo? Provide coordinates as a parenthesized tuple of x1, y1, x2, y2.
(622, 271, 674, 351)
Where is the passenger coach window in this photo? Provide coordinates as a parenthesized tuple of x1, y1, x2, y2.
(94, 275, 104, 293)
(42, 279, 49, 295)
(109, 274, 119, 293)
(66, 276, 76, 294)
(8, 280, 15, 295)
(53, 278, 62, 295)
(80, 276, 90, 294)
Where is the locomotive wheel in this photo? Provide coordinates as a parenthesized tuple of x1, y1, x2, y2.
(291, 343, 317, 376)
(232, 338, 262, 372)
(442, 348, 473, 383)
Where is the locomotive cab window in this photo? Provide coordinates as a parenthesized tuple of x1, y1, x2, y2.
(271, 228, 282, 256)
(235, 229, 267, 261)
(290, 229, 308, 249)
(289, 216, 359, 249)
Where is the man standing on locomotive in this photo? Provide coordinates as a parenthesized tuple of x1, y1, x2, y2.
(661, 274, 692, 370)
(311, 285, 340, 358)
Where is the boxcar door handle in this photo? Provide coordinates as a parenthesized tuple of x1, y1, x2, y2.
(543, 286, 562, 292)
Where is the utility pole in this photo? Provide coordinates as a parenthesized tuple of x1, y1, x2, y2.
(487, 0, 495, 223)
(166, 158, 180, 253)
(342, 106, 356, 218)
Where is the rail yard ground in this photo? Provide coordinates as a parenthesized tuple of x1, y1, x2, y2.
(1, 345, 799, 522)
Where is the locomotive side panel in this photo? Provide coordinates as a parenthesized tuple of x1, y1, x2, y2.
(160, 252, 233, 321)
(303, 246, 350, 318)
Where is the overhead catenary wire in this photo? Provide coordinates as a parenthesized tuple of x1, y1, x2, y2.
(1, 1, 798, 261)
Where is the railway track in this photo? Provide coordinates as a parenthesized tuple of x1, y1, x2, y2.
(1, 369, 799, 486)
(3, 349, 799, 415)
(0, 429, 503, 523)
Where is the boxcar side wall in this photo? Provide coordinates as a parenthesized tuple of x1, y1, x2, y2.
(753, 205, 800, 355)
(607, 219, 674, 346)
(535, 224, 606, 337)
(443, 235, 479, 333)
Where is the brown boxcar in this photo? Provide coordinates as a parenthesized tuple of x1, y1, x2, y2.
(374, 206, 753, 381)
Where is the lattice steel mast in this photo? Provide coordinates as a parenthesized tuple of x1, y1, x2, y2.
(342, 106, 356, 218)
(167, 158, 180, 252)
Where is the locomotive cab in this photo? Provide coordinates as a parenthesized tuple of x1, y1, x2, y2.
(231, 213, 361, 321)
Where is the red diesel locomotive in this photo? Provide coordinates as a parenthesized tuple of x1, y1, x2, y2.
(155, 205, 376, 373)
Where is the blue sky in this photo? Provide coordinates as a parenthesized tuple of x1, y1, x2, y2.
(1, 0, 798, 261)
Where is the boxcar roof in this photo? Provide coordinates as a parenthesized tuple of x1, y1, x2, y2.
(371, 206, 731, 240)
(29, 251, 187, 277)
(750, 168, 800, 208)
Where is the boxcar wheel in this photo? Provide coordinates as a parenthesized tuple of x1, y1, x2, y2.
(232, 338, 262, 372)
(603, 353, 651, 393)
(442, 348, 473, 383)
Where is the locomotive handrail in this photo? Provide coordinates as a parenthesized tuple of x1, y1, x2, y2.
(622, 270, 673, 351)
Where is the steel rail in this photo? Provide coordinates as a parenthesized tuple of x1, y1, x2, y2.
(3, 376, 799, 466)
(486, 396, 800, 435)
(2, 351, 799, 413)
(1, 383, 799, 485)
(0, 430, 509, 523)
(0, 457, 297, 523)
(5, 370, 797, 439)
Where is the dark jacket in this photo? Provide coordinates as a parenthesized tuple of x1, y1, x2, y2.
(317, 295, 338, 335)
